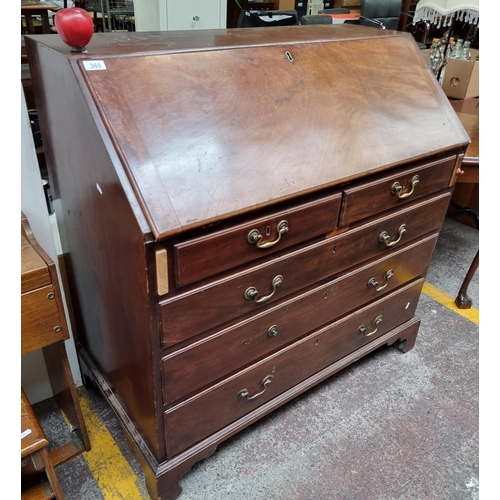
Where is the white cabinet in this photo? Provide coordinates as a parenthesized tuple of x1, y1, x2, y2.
(166, 0, 227, 30)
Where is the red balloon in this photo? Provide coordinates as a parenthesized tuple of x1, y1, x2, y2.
(55, 7, 94, 50)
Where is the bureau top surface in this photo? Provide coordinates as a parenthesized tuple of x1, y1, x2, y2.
(26, 26, 469, 239)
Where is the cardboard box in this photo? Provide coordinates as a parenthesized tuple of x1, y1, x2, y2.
(278, 0, 296, 10)
(334, 0, 361, 7)
(420, 48, 479, 100)
(441, 49, 479, 99)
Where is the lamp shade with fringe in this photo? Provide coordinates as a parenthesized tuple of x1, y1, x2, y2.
(413, 0, 479, 27)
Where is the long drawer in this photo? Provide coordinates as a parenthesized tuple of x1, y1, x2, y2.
(161, 234, 438, 404)
(159, 192, 450, 346)
(164, 279, 424, 457)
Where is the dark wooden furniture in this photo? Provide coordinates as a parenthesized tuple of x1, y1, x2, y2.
(227, 0, 249, 28)
(25, 26, 469, 500)
(21, 389, 65, 499)
(21, 214, 90, 470)
(449, 97, 479, 309)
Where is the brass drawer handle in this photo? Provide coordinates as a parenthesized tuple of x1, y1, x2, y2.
(391, 175, 420, 199)
(358, 315, 383, 337)
(367, 269, 394, 291)
(247, 220, 289, 249)
(237, 374, 273, 400)
(245, 275, 283, 303)
(379, 224, 406, 248)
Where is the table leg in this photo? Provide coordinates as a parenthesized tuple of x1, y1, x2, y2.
(455, 250, 479, 309)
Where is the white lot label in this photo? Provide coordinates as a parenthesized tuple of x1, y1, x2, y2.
(83, 60, 107, 71)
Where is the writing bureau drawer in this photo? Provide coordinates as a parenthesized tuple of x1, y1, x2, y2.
(159, 192, 450, 346)
(339, 156, 456, 226)
(164, 279, 424, 457)
(161, 233, 438, 405)
(173, 193, 342, 287)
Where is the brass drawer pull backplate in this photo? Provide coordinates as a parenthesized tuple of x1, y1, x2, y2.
(247, 220, 289, 249)
(368, 269, 394, 291)
(237, 374, 273, 400)
(391, 175, 420, 199)
(379, 224, 406, 248)
(358, 315, 383, 337)
(245, 275, 283, 303)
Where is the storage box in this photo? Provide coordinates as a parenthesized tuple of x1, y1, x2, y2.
(320, 13, 360, 23)
(278, 0, 296, 9)
(441, 49, 479, 99)
(334, 0, 361, 8)
(420, 48, 479, 100)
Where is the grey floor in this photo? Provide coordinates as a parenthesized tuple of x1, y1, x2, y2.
(32, 216, 479, 500)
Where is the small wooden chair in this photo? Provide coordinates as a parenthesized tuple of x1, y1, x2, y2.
(21, 389, 65, 500)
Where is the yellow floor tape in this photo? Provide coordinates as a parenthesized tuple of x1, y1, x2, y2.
(422, 281, 479, 325)
(79, 393, 148, 499)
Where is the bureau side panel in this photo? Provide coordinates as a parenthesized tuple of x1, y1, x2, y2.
(26, 40, 164, 459)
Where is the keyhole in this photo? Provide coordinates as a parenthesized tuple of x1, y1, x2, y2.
(332, 245, 337, 254)
(266, 225, 271, 236)
(315, 338, 320, 346)
(324, 290, 330, 299)
(285, 51, 294, 62)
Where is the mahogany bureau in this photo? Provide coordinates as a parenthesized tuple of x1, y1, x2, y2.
(25, 25, 469, 499)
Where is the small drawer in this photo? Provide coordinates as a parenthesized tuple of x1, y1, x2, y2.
(159, 191, 450, 346)
(339, 156, 457, 226)
(173, 193, 342, 287)
(21, 285, 68, 355)
(161, 233, 438, 405)
(164, 279, 424, 457)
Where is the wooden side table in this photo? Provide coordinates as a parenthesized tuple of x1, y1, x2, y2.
(449, 98, 479, 309)
(21, 389, 66, 499)
(21, 213, 90, 471)
(21, 2, 60, 35)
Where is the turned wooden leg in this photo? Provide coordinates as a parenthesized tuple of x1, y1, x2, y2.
(455, 250, 479, 309)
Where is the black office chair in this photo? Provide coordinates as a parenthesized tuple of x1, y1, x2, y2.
(237, 9, 299, 28)
(358, 0, 402, 30)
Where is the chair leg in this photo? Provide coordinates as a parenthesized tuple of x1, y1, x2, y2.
(455, 250, 479, 309)
(40, 447, 66, 499)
